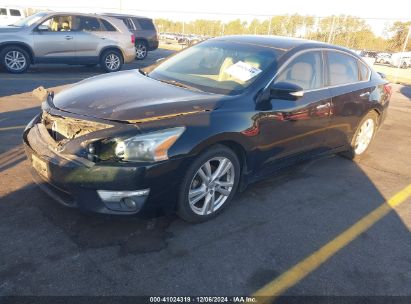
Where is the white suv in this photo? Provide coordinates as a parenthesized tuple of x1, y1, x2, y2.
(0, 7, 25, 27)
(0, 11, 136, 73)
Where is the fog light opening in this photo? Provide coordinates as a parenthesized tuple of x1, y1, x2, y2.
(122, 197, 137, 209)
(97, 189, 149, 212)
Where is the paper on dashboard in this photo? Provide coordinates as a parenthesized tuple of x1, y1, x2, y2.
(224, 61, 262, 82)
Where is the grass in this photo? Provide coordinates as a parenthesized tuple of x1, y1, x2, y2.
(371, 65, 411, 85)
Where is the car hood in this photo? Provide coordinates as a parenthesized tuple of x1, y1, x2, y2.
(52, 70, 223, 123)
(0, 26, 23, 32)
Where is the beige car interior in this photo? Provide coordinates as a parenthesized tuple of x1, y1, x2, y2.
(329, 63, 349, 85)
(48, 16, 73, 32)
(275, 52, 324, 90)
(329, 58, 357, 85)
(188, 56, 263, 84)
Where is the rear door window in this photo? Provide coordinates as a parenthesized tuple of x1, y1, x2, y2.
(122, 18, 135, 30)
(10, 9, 21, 16)
(0, 8, 7, 15)
(100, 19, 117, 31)
(358, 61, 370, 81)
(327, 51, 360, 86)
(275, 51, 324, 90)
(77, 16, 102, 32)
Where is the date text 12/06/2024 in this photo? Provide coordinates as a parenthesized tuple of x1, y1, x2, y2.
(149, 296, 257, 303)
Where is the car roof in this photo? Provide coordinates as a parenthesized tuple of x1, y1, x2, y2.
(101, 13, 152, 20)
(40, 11, 111, 18)
(213, 35, 353, 53)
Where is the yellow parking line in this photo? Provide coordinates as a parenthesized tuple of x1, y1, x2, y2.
(253, 183, 411, 302)
(0, 125, 25, 131)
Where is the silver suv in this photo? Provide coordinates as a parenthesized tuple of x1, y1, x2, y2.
(0, 11, 136, 73)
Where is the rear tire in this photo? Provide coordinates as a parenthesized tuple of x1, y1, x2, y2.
(100, 50, 123, 73)
(339, 111, 379, 161)
(0, 46, 30, 74)
(135, 41, 148, 60)
(177, 145, 241, 223)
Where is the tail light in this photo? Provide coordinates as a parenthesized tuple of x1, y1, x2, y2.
(383, 83, 392, 95)
(131, 34, 135, 44)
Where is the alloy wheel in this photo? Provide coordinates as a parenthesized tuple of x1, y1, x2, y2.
(5, 50, 26, 71)
(188, 157, 235, 216)
(354, 118, 375, 155)
(105, 53, 120, 71)
(135, 44, 147, 59)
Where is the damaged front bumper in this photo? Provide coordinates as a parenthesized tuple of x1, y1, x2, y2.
(23, 112, 184, 216)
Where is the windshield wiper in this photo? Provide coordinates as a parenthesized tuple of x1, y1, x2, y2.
(159, 79, 203, 92)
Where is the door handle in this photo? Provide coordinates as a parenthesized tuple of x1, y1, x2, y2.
(359, 92, 370, 98)
(65, 35, 73, 40)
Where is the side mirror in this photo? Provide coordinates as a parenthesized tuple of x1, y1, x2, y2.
(37, 24, 49, 32)
(270, 82, 304, 100)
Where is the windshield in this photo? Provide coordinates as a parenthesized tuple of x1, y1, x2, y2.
(147, 40, 283, 95)
(12, 12, 48, 27)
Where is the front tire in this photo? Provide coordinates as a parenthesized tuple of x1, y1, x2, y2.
(100, 50, 123, 73)
(1, 46, 30, 74)
(177, 145, 241, 223)
(340, 111, 379, 161)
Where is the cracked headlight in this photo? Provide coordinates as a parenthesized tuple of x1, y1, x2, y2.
(91, 127, 185, 162)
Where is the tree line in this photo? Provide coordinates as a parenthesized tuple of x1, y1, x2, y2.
(155, 15, 411, 52)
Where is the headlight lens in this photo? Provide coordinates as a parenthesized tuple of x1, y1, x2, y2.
(91, 127, 185, 162)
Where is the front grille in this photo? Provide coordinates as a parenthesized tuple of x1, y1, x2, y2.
(42, 111, 112, 141)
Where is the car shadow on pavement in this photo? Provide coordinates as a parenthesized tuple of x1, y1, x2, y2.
(399, 85, 411, 99)
(0, 154, 410, 296)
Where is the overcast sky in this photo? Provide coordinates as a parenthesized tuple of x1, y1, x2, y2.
(2, 0, 411, 35)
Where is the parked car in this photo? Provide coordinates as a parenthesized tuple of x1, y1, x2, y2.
(376, 53, 392, 65)
(0, 11, 136, 73)
(24, 36, 391, 222)
(0, 7, 25, 26)
(102, 13, 158, 60)
(178, 34, 203, 46)
(160, 32, 179, 44)
(390, 52, 411, 69)
(359, 50, 377, 66)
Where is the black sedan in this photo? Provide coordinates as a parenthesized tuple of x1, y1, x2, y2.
(23, 35, 391, 222)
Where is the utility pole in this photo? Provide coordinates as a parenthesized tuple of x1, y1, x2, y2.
(119, 0, 122, 13)
(268, 17, 272, 35)
(394, 24, 411, 83)
(327, 15, 336, 44)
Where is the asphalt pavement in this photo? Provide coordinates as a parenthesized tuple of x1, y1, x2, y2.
(0, 49, 411, 299)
